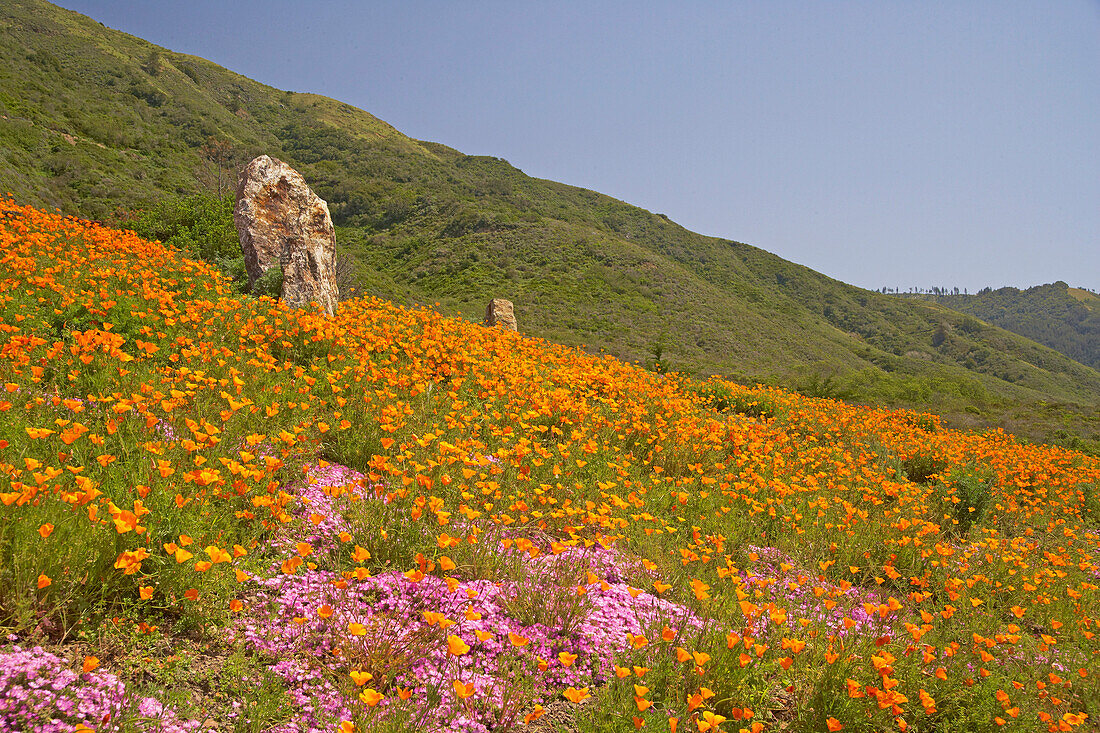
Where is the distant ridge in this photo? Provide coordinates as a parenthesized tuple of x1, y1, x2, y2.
(904, 282, 1100, 372)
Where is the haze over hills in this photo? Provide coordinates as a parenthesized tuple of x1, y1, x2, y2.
(1, 0, 1098, 448)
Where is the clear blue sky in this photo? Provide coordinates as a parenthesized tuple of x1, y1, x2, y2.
(59, 1, 1099, 292)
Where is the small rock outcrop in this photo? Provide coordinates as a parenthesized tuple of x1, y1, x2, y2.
(484, 298, 517, 331)
(234, 155, 339, 316)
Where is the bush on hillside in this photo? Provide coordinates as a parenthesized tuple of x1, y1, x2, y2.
(941, 463, 997, 534)
(692, 381, 782, 420)
(130, 193, 247, 289)
(131, 192, 238, 262)
(901, 452, 946, 484)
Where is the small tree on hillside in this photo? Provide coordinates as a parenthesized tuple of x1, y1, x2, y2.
(199, 137, 238, 197)
(334, 253, 360, 301)
(932, 323, 948, 348)
(142, 50, 164, 76)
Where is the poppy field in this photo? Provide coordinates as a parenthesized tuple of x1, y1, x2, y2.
(0, 200, 1096, 732)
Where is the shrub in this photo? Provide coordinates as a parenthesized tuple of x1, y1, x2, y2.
(931, 323, 948, 347)
(130, 193, 240, 266)
(128, 80, 166, 107)
(645, 341, 668, 374)
(251, 263, 283, 299)
(691, 382, 780, 420)
(899, 411, 940, 433)
(217, 254, 250, 293)
(901, 452, 946, 484)
(793, 370, 857, 401)
(942, 464, 996, 533)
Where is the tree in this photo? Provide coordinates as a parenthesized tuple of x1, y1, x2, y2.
(932, 323, 948, 348)
(199, 137, 237, 197)
(334, 253, 360, 301)
(142, 50, 163, 76)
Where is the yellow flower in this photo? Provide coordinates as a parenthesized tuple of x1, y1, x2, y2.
(358, 688, 384, 707)
(563, 687, 590, 703)
(452, 679, 476, 699)
(447, 634, 470, 656)
(696, 711, 727, 732)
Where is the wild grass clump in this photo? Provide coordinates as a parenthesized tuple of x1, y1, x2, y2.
(499, 554, 593, 637)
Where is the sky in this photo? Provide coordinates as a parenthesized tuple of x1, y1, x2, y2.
(58, 1, 1100, 292)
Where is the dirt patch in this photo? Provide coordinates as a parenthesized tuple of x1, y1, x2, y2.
(524, 695, 594, 733)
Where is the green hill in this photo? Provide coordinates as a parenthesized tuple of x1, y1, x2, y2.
(2, 0, 1099, 448)
(905, 282, 1100, 372)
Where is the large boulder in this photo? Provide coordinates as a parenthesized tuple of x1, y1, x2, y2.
(234, 155, 339, 315)
(484, 298, 517, 331)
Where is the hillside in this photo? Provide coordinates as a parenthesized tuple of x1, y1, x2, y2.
(1, 201, 1098, 732)
(2, 0, 1100, 447)
(903, 283, 1100, 372)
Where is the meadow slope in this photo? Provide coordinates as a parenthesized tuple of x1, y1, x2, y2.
(0, 203, 1097, 732)
(3, 0, 1100, 447)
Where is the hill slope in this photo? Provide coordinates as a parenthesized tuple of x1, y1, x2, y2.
(905, 282, 1100, 372)
(2, 0, 1099, 446)
(1, 200, 1098, 732)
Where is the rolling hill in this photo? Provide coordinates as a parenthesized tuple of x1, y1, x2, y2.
(904, 282, 1100, 372)
(2, 0, 1099, 447)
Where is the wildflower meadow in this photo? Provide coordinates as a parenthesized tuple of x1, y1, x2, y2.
(0, 200, 1096, 732)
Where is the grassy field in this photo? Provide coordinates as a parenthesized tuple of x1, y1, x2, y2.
(0, 201, 1097, 732)
(2, 0, 1100, 451)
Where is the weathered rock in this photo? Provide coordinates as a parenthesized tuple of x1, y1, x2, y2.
(234, 155, 338, 315)
(484, 298, 517, 331)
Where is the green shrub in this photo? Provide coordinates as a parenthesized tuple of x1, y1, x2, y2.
(252, 263, 283, 299)
(899, 412, 940, 432)
(217, 255, 250, 293)
(692, 383, 779, 420)
(931, 323, 948, 347)
(130, 193, 239, 265)
(901, 452, 946, 484)
(645, 341, 668, 374)
(942, 464, 996, 533)
(128, 80, 166, 107)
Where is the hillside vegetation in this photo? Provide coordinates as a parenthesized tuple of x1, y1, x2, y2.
(1, 201, 1098, 733)
(904, 283, 1100, 372)
(2, 0, 1100, 450)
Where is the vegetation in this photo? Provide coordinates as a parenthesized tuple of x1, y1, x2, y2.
(1, 0, 1099, 451)
(901, 283, 1100, 372)
(1, 201, 1097, 732)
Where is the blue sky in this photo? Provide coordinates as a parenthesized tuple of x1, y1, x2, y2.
(58, 1, 1099, 292)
